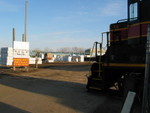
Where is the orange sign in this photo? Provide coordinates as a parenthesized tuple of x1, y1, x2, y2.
(13, 58, 29, 67)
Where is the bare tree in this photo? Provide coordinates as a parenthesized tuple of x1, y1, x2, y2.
(43, 48, 53, 52)
(65, 47, 72, 53)
(49, 49, 54, 52)
(72, 47, 78, 53)
(78, 48, 85, 54)
(72, 47, 85, 53)
(57, 47, 71, 53)
(31, 49, 41, 57)
(56, 47, 85, 54)
(44, 47, 50, 52)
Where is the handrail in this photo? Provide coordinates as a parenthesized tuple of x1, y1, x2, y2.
(117, 19, 128, 23)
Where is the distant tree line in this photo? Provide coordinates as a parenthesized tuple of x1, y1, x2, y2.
(56, 47, 85, 53)
(30, 47, 85, 57)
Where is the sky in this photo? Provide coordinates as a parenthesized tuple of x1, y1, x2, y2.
(0, 0, 127, 51)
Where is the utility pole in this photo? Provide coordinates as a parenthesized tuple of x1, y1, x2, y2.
(12, 28, 16, 42)
(24, 0, 28, 42)
(142, 24, 150, 113)
(12, 28, 16, 71)
(24, 0, 29, 71)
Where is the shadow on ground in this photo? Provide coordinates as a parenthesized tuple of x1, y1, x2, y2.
(0, 73, 106, 113)
(0, 102, 30, 113)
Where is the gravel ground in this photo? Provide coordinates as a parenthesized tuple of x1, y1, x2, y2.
(0, 63, 126, 113)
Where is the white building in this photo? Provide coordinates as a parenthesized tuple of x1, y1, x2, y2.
(84, 48, 106, 58)
(1, 47, 13, 66)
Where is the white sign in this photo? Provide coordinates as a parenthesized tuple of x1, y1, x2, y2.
(14, 49, 29, 58)
(13, 41, 29, 58)
(13, 41, 29, 49)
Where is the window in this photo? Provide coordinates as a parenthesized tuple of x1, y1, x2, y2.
(129, 2, 138, 21)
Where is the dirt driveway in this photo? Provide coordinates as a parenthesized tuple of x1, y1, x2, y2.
(0, 63, 123, 113)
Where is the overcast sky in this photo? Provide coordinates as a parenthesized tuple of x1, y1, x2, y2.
(0, 0, 127, 50)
